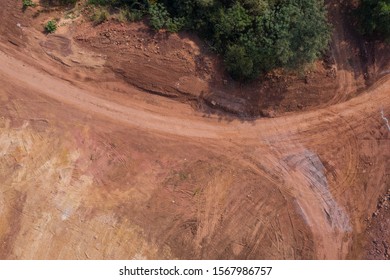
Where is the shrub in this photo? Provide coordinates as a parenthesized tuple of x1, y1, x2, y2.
(116, 8, 129, 22)
(45, 20, 57, 33)
(224, 44, 255, 80)
(356, 0, 390, 39)
(127, 9, 144, 22)
(92, 8, 109, 25)
(148, 3, 170, 30)
(116, 8, 144, 22)
(22, 0, 36, 9)
(165, 17, 185, 33)
(148, 3, 185, 32)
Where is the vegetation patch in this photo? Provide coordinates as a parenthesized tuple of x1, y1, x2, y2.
(42, 0, 332, 81)
(91, 7, 110, 25)
(22, 0, 36, 9)
(45, 19, 58, 33)
(356, 0, 390, 40)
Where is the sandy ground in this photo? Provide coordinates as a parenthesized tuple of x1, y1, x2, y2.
(0, 0, 389, 259)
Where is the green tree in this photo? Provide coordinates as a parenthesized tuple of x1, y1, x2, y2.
(224, 44, 255, 80)
(357, 0, 390, 39)
(148, 3, 170, 30)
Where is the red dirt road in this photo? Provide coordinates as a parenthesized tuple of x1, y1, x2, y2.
(0, 1, 389, 259)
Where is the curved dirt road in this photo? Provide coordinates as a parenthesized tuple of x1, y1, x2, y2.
(1, 46, 389, 140)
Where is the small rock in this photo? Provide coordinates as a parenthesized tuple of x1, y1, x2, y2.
(261, 109, 276, 118)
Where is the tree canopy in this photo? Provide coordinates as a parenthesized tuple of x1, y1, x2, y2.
(356, 0, 390, 39)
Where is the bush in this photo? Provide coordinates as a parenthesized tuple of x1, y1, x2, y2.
(224, 44, 255, 80)
(148, 3, 170, 30)
(165, 17, 185, 33)
(116, 8, 129, 22)
(22, 0, 36, 9)
(356, 0, 390, 39)
(92, 8, 109, 25)
(127, 9, 144, 22)
(44, 20, 57, 33)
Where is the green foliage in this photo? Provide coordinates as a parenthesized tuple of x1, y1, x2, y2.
(225, 44, 255, 80)
(165, 17, 185, 33)
(116, 8, 129, 22)
(262, 0, 331, 70)
(116, 7, 144, 22)
(92, 7, 109, 25)
(45, 20, 57, 33)
(147, 3, 184, 32)
(22, 0, 36, 9)
(357, 0, 390, 39)
(127, 9, 144, 22)
(159, 0, 331, 80)
(148, 3, 170, 30)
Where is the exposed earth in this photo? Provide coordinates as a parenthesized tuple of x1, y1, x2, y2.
(0, 0, 389, 259)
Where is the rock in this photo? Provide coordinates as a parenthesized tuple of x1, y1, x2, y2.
(261, 109, 276, 118)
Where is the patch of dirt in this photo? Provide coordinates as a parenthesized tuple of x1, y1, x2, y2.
(74, 22, 210, 100)
(363, 189, 390, 260)
(0, 0, 389, 260)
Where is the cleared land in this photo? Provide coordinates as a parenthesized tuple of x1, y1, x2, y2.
(0, 0, 389, 259)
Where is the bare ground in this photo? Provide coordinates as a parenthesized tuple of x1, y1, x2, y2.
(0, 0, 389, 260)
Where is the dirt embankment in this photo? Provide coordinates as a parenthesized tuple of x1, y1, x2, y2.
(67, 0, 389, 117)
(0, 0, 389, 260)
(11, 0, 390, 118)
